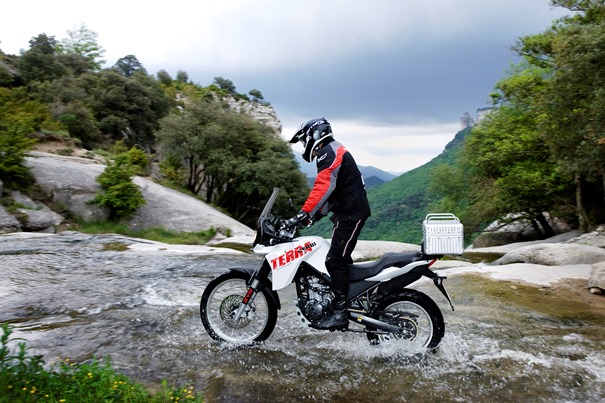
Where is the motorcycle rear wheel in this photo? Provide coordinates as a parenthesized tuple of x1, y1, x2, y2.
(366, 289, 445, 350)
(200, 271, 277, 344)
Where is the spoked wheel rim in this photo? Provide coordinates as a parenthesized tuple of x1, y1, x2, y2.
(205, 278, 271, 343)
(374, 301, 434, 348)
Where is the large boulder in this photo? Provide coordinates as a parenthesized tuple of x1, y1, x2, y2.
(9, 191, 65, 232)
(25, 152, 254, 237)
(464, 230, 583, 262)
(565, 225, 605, 248)
(128, 176, 253, 237)
(0, 205, 21, 233)
(496, 243, 605, 266)
(27, 152, 108, 222)
(471, 213, 572, 248)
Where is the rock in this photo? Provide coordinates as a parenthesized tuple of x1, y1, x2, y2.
(25, 152, 254, 238)
(223, 96, 282, 134)
(464, 230, 583, 261)
(565, 225, 605, 248)
(27, 152, 108, 222)
(471, 213, 572, 248)
(7, 190, 65, 233)
(17, 208, 64, 232)
(496, 243, 605, 266)
(588, 261, 605, 295)
(9, 190, 38, 209)
(129, 177, 254, 237)
(0, 205, 21, 233)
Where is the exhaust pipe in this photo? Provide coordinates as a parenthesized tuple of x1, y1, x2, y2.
(348, 312, 403, 333)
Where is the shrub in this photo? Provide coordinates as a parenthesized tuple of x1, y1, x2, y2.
(0, 323, 203, 402)
(89, 146, 148, 221)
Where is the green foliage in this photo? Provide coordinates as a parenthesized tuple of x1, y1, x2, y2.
(213, 76, 236, 94)
(155, 97, 308, 227)
(60, 23, 106, 71)
(113, 54, 146, 77)
(429, 0, 605, 235)
(0, 323, 203, 402)
(89, 145, 147, 221)
(0, 86, 66, 187)
(248, 89, 264, 101)
(18, 34, 67, 83)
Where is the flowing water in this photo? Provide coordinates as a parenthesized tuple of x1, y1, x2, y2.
(1, 232, 604, 402)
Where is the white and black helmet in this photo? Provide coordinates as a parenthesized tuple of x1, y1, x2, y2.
(289, 117, 333, 162)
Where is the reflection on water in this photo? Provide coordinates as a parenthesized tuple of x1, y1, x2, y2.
(1, 233, 604, 402)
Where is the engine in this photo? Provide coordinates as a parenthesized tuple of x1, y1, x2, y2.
(296, 274, 334, 323)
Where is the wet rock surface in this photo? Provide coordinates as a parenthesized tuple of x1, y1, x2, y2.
(1, 232, 604, 402)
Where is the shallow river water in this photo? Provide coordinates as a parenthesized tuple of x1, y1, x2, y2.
(1, 232, 604, 402)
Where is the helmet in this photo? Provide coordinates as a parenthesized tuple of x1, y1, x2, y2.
(289, 117, 333, 162)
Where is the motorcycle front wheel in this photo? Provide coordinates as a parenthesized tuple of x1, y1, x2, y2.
(200, 271, 278, 344)
(366, 289, 445, 350)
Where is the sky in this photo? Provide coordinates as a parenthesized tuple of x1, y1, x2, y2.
(1, 1, 571, 174)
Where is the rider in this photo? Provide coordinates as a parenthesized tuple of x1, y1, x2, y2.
(286, 117, 371, 330)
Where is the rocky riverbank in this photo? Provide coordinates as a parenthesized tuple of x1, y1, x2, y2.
(1, 149, 604, 300)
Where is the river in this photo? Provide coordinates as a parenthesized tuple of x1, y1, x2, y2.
(1, 232, 604, 402)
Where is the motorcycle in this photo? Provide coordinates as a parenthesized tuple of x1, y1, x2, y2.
(200, 188, 457, 349)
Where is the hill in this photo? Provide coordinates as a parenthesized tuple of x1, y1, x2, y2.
(303, 127, 469, 243)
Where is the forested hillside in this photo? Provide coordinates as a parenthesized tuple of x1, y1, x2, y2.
(0, 26, 309, 228)
(2, 0, 605, 242)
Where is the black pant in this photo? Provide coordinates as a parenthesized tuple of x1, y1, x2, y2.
(325, 217, 367, 307)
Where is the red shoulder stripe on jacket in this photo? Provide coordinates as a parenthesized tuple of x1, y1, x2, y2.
(302, 144, 347, 216)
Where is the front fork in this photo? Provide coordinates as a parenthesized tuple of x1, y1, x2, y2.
(232, 258, 273, 321)
(233, 278, 262, 321)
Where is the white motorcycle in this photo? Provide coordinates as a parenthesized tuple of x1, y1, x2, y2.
(200, 188, 459, 349)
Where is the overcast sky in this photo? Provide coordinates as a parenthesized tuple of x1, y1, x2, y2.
(1, 1, 571, 173)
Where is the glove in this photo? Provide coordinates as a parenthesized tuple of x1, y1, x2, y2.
(283, 210, 311, 230)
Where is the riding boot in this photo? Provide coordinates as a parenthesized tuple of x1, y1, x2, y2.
(319, 291, 349, 330)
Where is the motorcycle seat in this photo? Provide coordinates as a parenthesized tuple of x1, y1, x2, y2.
(348, 251, 424, 282)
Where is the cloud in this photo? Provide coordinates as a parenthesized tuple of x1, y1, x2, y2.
(285, 119, 461, 173)
(1, 0, 571, 173)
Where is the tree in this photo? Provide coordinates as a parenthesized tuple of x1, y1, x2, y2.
(248, 89, 264, 101)
(60, 23, 105, 71)
(18, 34, 67, 83)
(176, 70, 189, 84)
(538, 8, 605, 228)
(0, 87, 59, 187)
(156, 70, 172, 86)
(155, 96, 308, 227)
(514, 0, 605, 229)
(113, 55, 146, 78)
(432, 0, 605, 236)
(213, 77, 236, 94)
(87, 69, 169, 150)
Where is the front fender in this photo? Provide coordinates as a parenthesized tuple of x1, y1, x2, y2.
(229, 267, 281, 310)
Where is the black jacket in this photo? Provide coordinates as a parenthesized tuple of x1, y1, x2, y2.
(301, 138, 371, 221)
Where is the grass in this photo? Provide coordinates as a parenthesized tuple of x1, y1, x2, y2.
(73, 221, 218, 245)
(0, 323, 203, 402)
